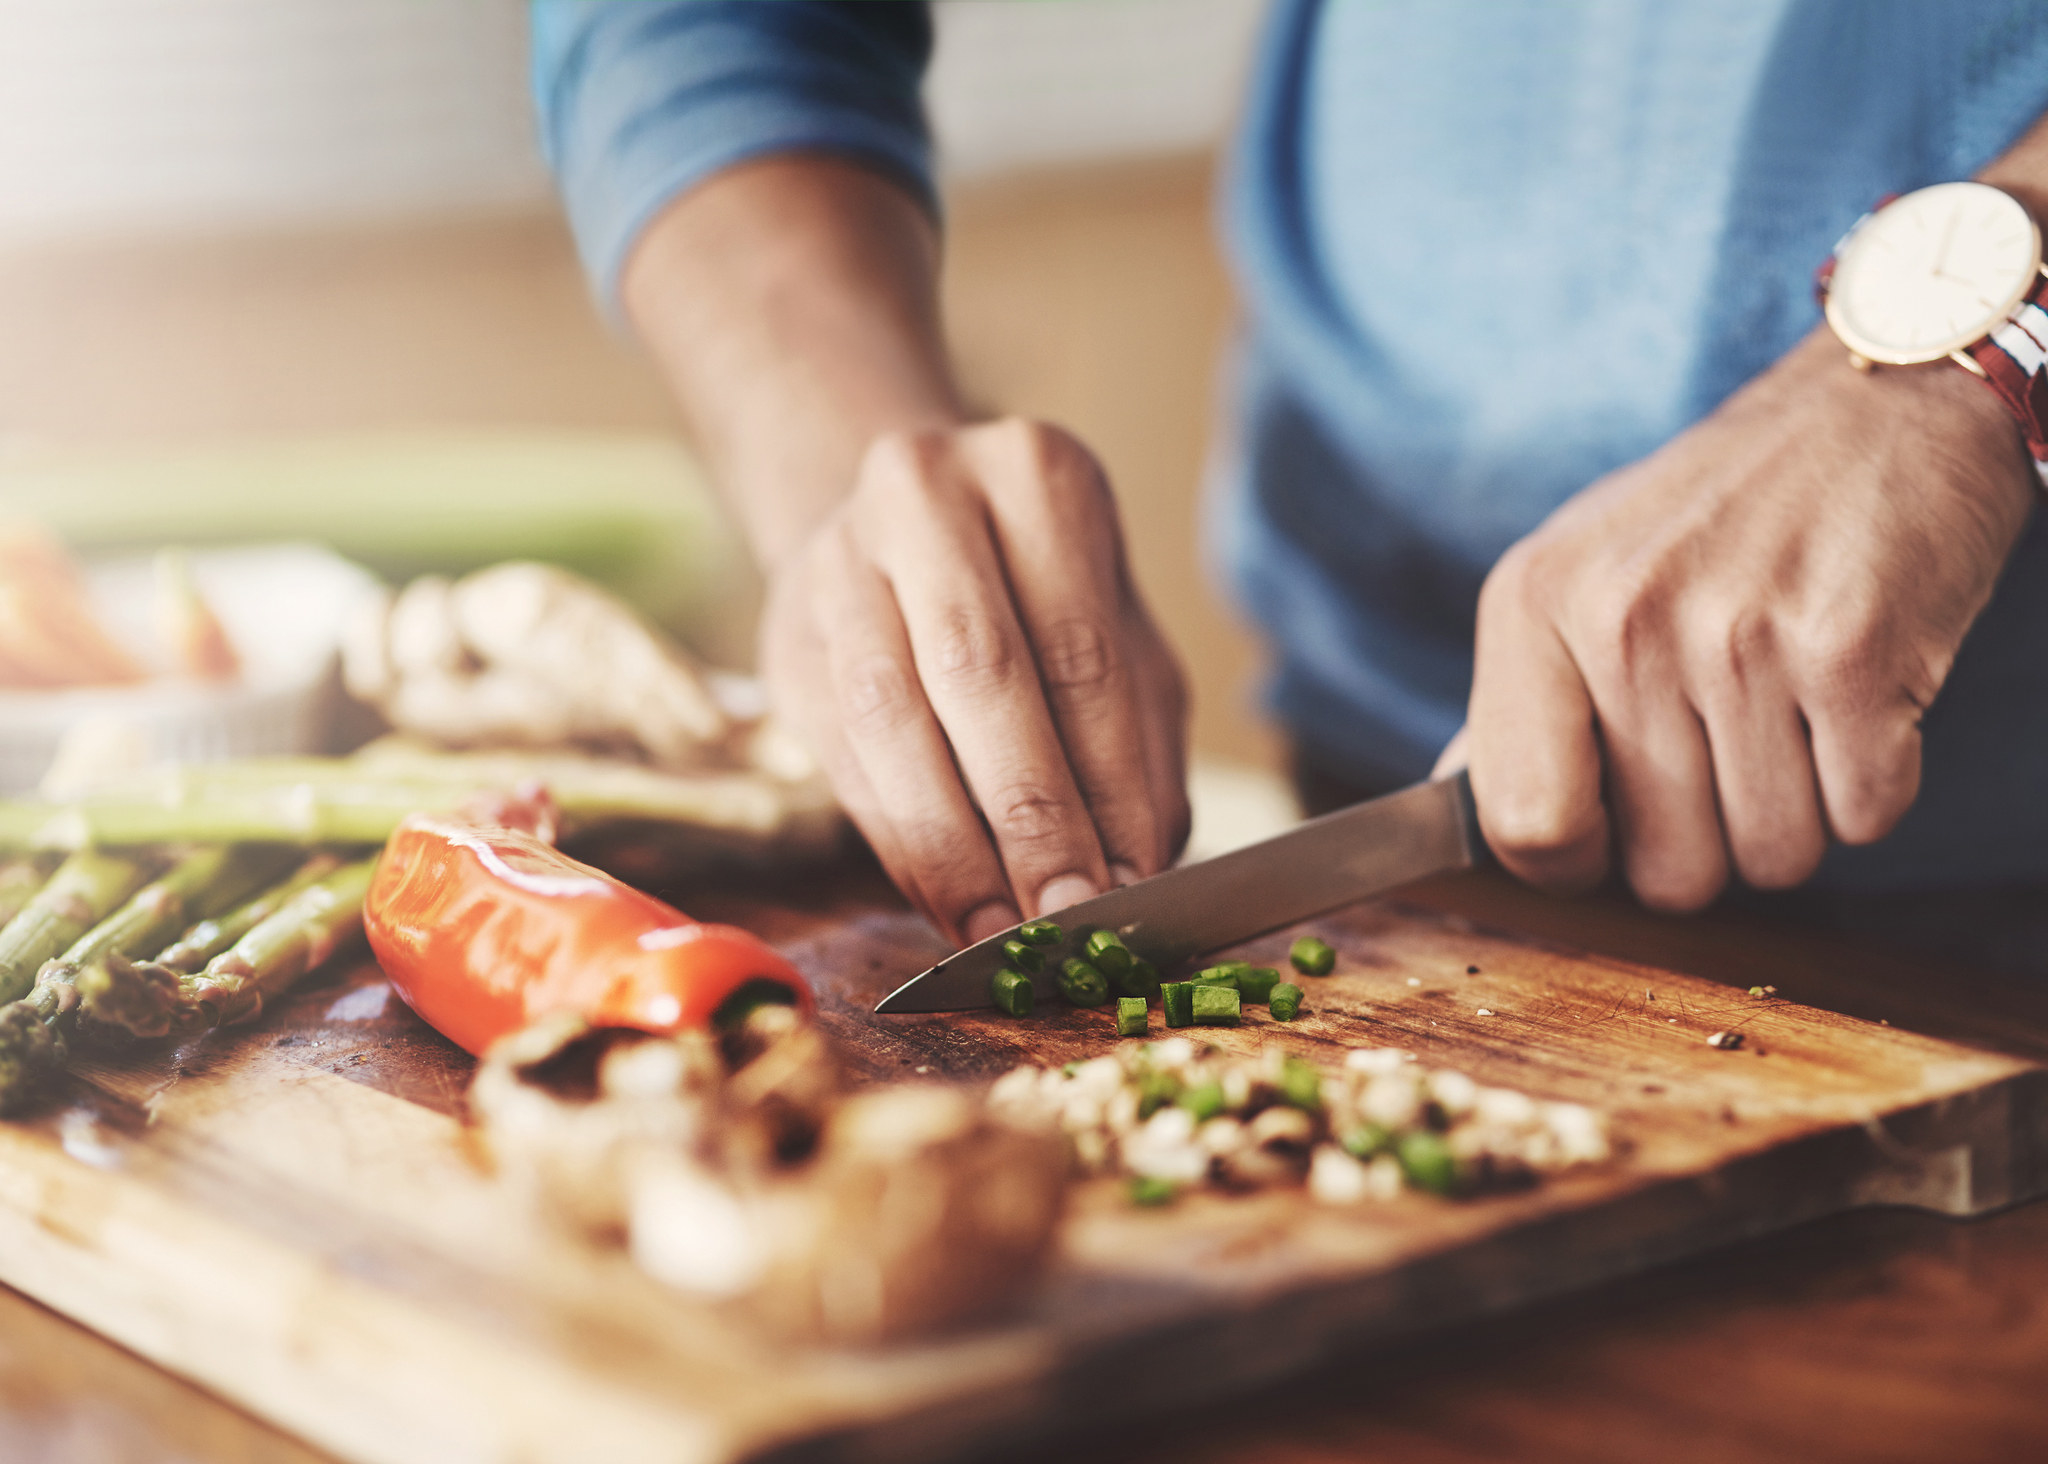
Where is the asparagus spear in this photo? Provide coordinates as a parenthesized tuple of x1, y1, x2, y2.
(0, 849, 157, 1005)
(152, 851, 343, 972)
(81, 854, 377, 1038)
(43, 844, 292, 986)
(0, 856, 56, 927)
(0, 845, 288, 1114)
(0, 750, 824, 851)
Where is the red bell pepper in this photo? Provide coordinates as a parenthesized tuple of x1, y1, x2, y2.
(364, 804, 809, 1057)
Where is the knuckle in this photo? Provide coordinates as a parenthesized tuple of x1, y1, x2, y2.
(838, 654, 921, 734)
(972, 417, 1105, 507)
(927, 606, 1020, 692)
(1037, 616, 1120, 692)
(1576, 576, 1666, 684)
(857, 428, 955, 508)
(987, 784, 1072, 847)
(1791, 615, 1888, 709)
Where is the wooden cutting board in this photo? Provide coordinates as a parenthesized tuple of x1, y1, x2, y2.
(0, 866, 2041, 1464)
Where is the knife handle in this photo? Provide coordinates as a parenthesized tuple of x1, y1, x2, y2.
(1447, 768, 1496, 870)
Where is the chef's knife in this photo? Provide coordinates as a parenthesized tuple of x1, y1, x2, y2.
(874, 768, 1490, 1014)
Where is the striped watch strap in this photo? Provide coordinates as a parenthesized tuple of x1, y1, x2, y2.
(1962, 268, 2048, 486)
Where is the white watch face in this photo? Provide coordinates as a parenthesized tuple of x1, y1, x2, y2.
(1826, 181, 2041, 364)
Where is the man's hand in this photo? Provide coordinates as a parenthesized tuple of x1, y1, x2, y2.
(761, 418, 1190, 944)
(1457, 328, 2037, 909)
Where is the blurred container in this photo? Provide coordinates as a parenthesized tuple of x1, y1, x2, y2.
(0, 429, 760, 670)
(0, 542, 380, 793)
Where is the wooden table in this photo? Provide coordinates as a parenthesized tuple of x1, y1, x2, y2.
(2, 865, 2045, 1464)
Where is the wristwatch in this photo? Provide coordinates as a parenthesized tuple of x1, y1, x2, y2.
(1817, 180, 2048, 482)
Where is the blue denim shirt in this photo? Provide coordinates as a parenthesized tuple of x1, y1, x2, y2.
(533, 0, 2048, 889)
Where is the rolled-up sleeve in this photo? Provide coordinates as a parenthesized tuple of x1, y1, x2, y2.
(531, 1, 935, 310)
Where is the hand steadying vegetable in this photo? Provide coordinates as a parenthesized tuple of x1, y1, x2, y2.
(362, 797, 808, 1055)
(625, 157, 1190, 946)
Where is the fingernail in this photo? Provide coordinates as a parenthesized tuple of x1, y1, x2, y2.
(1035, 874, 1099, 916)
(1108, 862, 1142, 887)
(963, 901, 1020, 945)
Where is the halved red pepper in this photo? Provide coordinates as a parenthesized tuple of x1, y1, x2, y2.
(364, 805, 809, 1057)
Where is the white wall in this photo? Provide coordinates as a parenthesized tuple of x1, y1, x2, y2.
(928, 0, 1265, 178)
(0, 0, 550, 240)
(0, 0, 1264, 244)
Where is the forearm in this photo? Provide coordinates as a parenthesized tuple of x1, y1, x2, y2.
(1979, 105, 2048, 221)
(620, 155, 965, 569)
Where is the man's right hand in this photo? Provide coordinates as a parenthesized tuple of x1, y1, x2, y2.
(759, 417, 1190, 945)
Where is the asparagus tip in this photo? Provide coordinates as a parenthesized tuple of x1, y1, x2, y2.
(0, 1002, 66, 1116)
(75, 953, 187, 1040)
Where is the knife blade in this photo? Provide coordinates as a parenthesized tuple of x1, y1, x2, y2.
(874, 768, 1488, 1014)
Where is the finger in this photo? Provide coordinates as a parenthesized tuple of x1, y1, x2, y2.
(808, 524, 1021, 942)
(966, 421, 1173, 876)
(1807, 704, 1922, 846)
(1127, 609, 1193, 872)
(1468, 562, 1609, 891)
(760, 579, 936, 924)
(1692, 640, 1828, 888)
(1596, 694, 1729, 912)
(861, 438, 1111, 918)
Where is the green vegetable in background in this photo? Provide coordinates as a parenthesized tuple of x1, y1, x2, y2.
(991, 966, 1035, 1017)
(1290, 937, 1336, 976)
(1238, 967, 1282, 1004)
(1191, 986, 1240, 1027)
(1116, 996, 1148, 1038)
(1000, 938, 1044, 974)
(1058, 958, 1110, 1009)
(1083, 929, 1132, 982)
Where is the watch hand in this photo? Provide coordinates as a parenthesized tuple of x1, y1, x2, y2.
(1932, 208, 1962, 277)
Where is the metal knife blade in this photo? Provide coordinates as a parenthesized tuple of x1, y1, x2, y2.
(874, 769, 1487, 1014)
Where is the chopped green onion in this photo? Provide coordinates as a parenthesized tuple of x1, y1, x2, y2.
(1192, 965, 1241, 988)
(991, 966, 1035, 1017)
(1161, 980, 1195, 1028)
(1269, 982, 1304, 1021)
(1192, 985, 1240, 1027)
(1119, 956, 1162, 1001)
(1341, 1120, 1391, 1158)
(1001, 938, 1044, 974)
(1084, 929, 1133, 980)
(1238, 966, 1282, 1003)
(1290, 937, 1336, 976)
(1278, 1055, 1322, 1111)
(1116, 996, 1148, 1037)
(1062, 1060, 1084, 1077)
(1128, 1175, 1178, 1207)
(1017, 918, 1063, 946)
(1178, 1078, 1226, 1121)
(1136, 1068, 1182, 1117)
(1058, 957, 1111, 1008)
(1396, 1130, 1459, 1195)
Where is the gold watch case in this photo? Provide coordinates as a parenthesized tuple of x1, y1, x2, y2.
(1824, 180, 2043, 370)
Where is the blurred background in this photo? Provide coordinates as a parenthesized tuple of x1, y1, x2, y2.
(0, 0, 1284, 798)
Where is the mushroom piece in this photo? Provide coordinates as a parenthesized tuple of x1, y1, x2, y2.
(470, 1008, 1068, 1344)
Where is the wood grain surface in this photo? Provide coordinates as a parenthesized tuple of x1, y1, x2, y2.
(0, 862, 2042, 1464)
